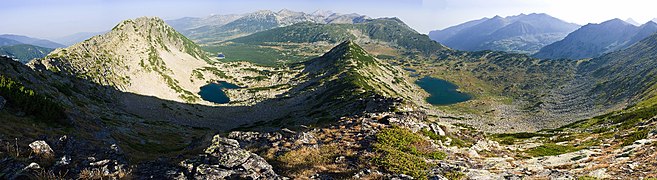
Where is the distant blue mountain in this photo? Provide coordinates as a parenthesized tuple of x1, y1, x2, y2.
(0, 37, 22, 46)
(0, 34, 65, 49)
(429, 13, 580, 54)
(53, 31, 107, 46)
(534, 19, 657, 59)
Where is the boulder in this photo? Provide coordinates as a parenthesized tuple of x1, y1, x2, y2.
(204, 137, 251, 168)
(181, 135, 280, 179)
(430, 124, 446, 136)
(28, 140, 54, 158)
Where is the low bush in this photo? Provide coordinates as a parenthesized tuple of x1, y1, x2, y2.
(0, 75, 67, 125)
(373, 126, 446, 179)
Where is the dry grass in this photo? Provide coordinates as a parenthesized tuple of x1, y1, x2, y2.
(275, 143, 356, 179)
(34, 170, 68, 180)
(78, 167, 132, 180)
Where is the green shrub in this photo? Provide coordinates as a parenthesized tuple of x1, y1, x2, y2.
(373, 126, 446, 179)
(0, 75, 67, 125)
(444, 171, 466, 180)
(577, 176, 598, 180)
(622, 129, 650, 146)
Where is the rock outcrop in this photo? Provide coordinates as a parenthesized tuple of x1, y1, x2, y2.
(178, 135, 280, 179)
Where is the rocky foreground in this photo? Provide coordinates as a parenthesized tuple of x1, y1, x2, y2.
(3, 108, 656, 179)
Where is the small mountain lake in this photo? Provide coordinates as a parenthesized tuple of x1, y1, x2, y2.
(416, 76, 472, 105)
(198, 81, 241, 104)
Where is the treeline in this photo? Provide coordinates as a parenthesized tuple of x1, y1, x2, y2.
(0, 75, 68, 125)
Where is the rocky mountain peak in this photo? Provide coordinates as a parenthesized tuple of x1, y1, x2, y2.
(625, 18, 641, 26)
(602, 18, 633, 26)
(277, 9, 300, 16)
(641, 20, 657, 27)
(39, 16, 211, 103)
(313, 40, 376, 69)
(311, 10, 335, 17)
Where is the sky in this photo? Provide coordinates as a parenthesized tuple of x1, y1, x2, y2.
(1, 0, 656, 39)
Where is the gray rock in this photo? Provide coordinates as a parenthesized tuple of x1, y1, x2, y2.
(430, 124, 446, 136)
(228, 131, 262, 141)
(295, 132, 316, 145)
(589, 168, 609, 179)
(391, 174, 415, 179)
(23, 162, 41, 171)
(182, 135, 280, 179)
(90, 159, 111, 166)
(194, 164, 235, 179)
(55, 155, 71, 166)
(205, 137, 251, 168)
(28, 140, 54, 158)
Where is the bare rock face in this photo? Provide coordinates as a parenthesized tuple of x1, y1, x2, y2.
(179, 135, 280, 179)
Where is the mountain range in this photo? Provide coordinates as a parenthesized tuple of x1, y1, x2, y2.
(534, 19, 657, 59)
(4, 11, 657, 179)
(0, 34, 65, 49)
(173, 9, 370, 43)
(0, 34, 63, 63)
(428, 13, 580, 54)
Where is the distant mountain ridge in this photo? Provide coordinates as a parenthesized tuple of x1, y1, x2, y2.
(166, 14, 244, 33)
(0, 34, 65, 49)
(429, 13, 580, 54)
(53, 31, 107, 46)
(534, 19, 657, 59)
(230, 17, 448, 60)
(0, 44, 53, 63)
(0, 37, 22, 46)
(175, 9, 370, 43)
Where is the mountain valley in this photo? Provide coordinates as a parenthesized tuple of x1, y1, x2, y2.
(1, 8, 657, 180)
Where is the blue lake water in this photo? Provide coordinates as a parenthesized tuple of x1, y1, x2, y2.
(416, 76, 472, 105)
(198, 81, 241, 104)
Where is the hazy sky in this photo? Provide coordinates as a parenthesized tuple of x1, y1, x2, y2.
(1, 0, 656, 39)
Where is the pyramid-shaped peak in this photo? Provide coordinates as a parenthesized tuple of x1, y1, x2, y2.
(602, 18, 630, 25)
(278, 9, 297, 14)
(304, 40, 377, 73)
(322, 40, 369, 59)
(642, 20, 657, 26)
(625, 18, 640, 26)
(312, 10, 335, 17)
